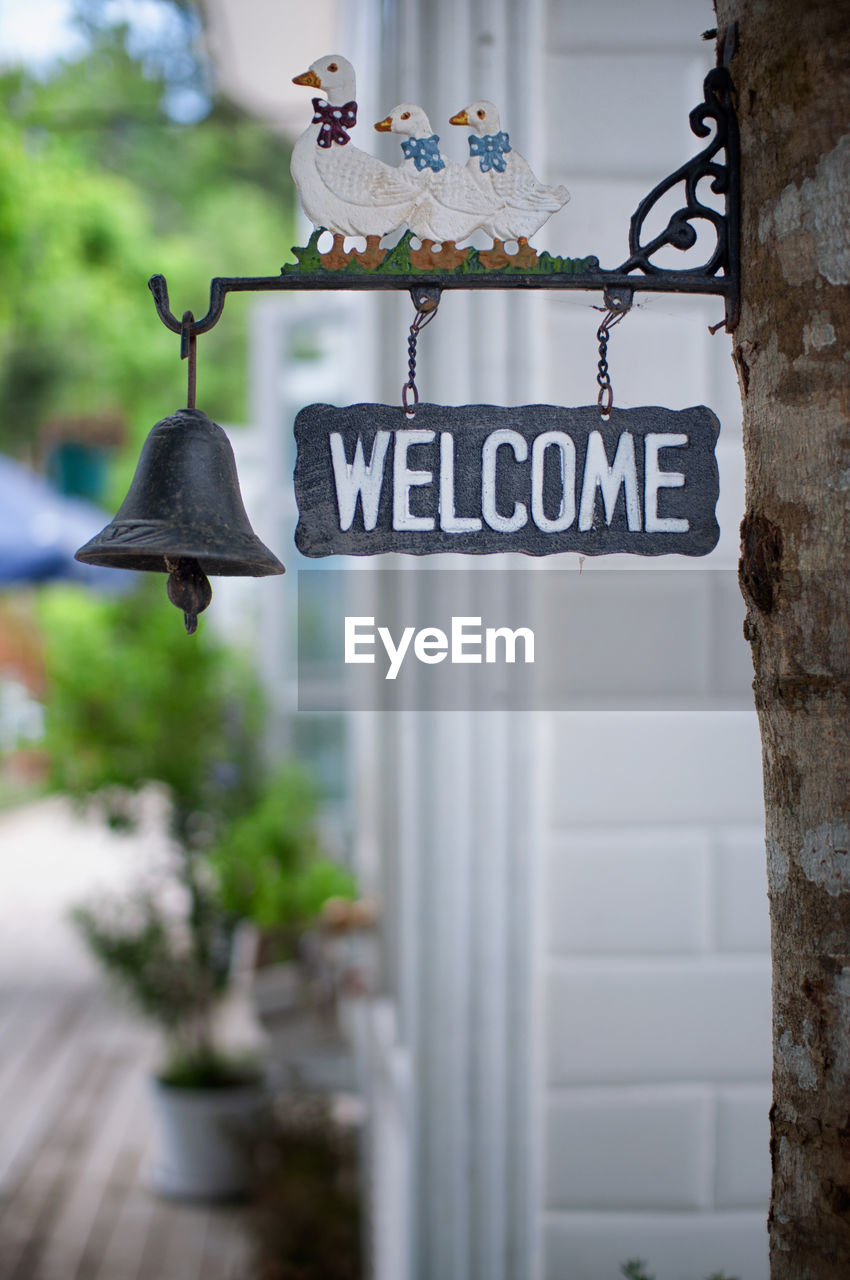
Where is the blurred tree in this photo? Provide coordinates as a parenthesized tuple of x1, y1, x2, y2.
(0, 0, 294, 463)
(715, 2, 850, 1274)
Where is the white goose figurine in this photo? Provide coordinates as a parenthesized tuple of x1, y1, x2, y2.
(291, 55, 419, 268)
(374, 103, 499, 268)
(450, 100, 570, 268)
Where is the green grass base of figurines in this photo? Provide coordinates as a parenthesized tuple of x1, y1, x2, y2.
(282, 228, 600, 278)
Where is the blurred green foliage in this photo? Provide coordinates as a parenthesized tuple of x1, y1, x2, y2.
(0, 0, 295, 468)
(39, 582, 354, 1080)
(211, 766, 357, 932)
(39, 580, 262, 835)
(7, 3, 344, 1085)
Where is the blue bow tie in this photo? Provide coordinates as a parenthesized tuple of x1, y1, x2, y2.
(401, 134, 446, 173)
(469, 131, 512, 173)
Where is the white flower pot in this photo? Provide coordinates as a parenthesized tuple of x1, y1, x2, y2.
(149, 1077, 269, 1200)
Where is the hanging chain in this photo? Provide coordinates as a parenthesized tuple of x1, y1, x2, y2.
(594, 305, 628, 418)
(402, 288, 441, 417)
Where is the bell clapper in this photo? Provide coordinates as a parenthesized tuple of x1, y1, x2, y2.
(165, 556, 213, 635)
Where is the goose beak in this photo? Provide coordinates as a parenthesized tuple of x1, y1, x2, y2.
(293, 69, 321, 88)
(374, 116, 393, 132)
(449, 110, 469, 126)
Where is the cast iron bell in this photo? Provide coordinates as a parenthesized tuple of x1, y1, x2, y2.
(75, 408, 285, 633)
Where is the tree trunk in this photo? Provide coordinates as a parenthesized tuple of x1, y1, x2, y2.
(714, 1, 850, 1275)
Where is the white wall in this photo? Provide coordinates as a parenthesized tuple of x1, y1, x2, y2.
(331, 0, 772, 1275)
(204, 0, 771, 1275)
(535, 4, 770, 1278)
(349, 4, 548, 1278)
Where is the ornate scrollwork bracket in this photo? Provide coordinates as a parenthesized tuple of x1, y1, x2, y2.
(616, 63, 739, 328)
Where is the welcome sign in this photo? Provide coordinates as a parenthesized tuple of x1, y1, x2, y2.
(293, 403, 720, 558)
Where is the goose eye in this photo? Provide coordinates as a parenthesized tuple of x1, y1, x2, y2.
(327, 62, 338, 72)
(401, 111, 411, 120)
(476, 109, 485, 120)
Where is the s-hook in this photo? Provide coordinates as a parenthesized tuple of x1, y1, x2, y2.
(402, 286, 442, 418)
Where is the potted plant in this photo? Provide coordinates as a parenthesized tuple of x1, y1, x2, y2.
(38, 581, 355, 1198)
(72, 876, 268, 1199)
(208, 762, 360, 1049)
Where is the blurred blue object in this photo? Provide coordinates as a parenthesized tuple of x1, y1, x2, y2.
(0, 454, 130, 588)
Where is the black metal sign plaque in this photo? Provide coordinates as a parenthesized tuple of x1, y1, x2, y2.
(294, 403, 720, 558)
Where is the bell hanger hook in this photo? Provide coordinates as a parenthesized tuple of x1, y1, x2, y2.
(181, 310, 198, 411)
(169, 308, 212, 633)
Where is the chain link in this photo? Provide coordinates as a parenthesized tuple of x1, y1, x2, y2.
(595, 306, 627, 419)
(402, 290, 441, 417)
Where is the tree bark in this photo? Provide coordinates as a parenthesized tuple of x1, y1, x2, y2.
(714, 1, 850, 1275)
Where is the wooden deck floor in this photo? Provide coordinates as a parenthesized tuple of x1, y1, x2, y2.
(0, 986, 254, 1280)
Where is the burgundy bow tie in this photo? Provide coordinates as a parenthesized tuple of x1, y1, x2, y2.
(312, 98, 357, 147)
